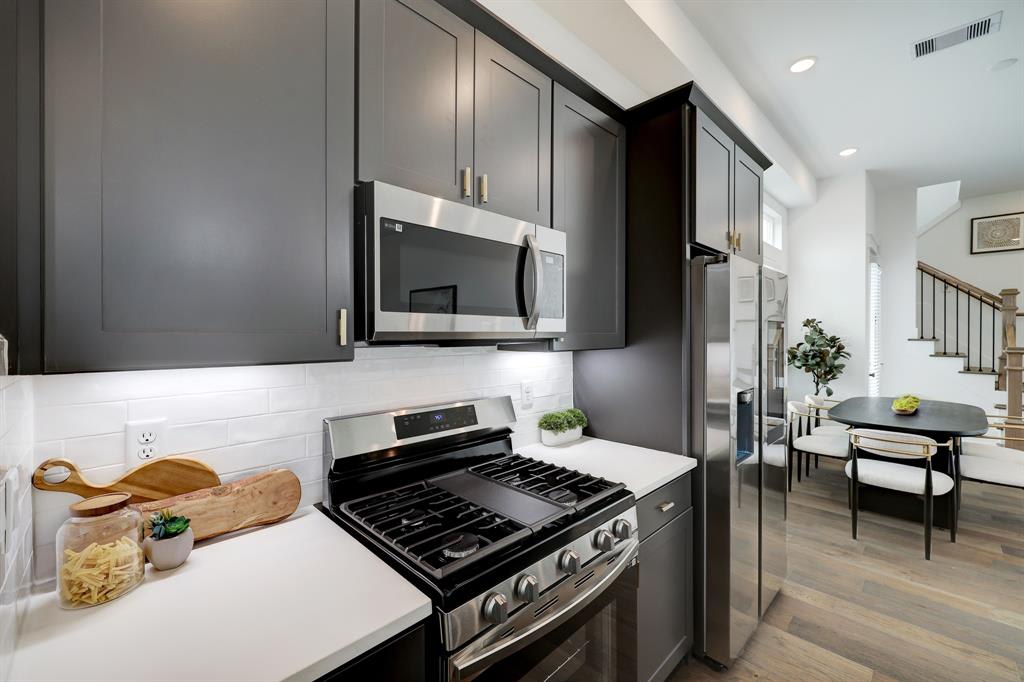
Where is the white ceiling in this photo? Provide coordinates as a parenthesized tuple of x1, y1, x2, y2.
(677, 0, 1024, 198)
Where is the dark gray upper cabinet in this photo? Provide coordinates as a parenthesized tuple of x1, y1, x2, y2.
(44, 0, 354, 372)
(551, 84, 625, 351)
(358, 0, 474, 202)
(473, 33, 551, 225)
(734, 146, 764, 261)
(694, 108, 733, 255)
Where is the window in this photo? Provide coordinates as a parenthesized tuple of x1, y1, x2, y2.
(868, 261, 882, 397)
(763, 204, 783, 250)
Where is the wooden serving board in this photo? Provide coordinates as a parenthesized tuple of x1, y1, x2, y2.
(33, 457, 221, 504)
(133, 469, 301, 541)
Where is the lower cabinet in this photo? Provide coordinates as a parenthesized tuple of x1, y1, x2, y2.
(317, 620, 428, 681)
(638, 476, 694, 682)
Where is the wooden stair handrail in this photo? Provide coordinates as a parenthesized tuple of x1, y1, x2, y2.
(916, 261, 1002, 307)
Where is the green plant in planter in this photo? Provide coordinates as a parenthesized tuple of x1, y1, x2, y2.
(147, 509, 191, 541)
(539, 408, 588, 434)
(786, 318, 850, 397)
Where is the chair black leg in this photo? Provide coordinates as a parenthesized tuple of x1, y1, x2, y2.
(924, 494, 933, 560)
(815, 454, 819, 469)
(950, 491, 957, 543)
(805, 451, 811, 478)
(788, 448, 794, 492)
(796, 451, 802, 482)
(851, 482, 858, 539)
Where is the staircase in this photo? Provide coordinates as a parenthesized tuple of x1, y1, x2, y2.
(913, 261, 1023, 449)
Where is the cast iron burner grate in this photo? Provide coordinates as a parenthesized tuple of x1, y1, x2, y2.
(469, 455, 623, 511)
(342, 481, 531, 578)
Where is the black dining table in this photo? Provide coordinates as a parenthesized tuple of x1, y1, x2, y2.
(827, 397, 988, 528)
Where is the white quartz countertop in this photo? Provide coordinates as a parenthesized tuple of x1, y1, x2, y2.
(11, 508, 432, 682)
(518, 437, 696, 499)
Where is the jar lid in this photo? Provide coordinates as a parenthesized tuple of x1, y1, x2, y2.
(70, 492, 132, 518)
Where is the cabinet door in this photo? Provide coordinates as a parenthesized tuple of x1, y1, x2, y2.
(474, 33, 551, 225)
(44, 0, 354, 371)
(693, 108, 733, 254)
(734, 147, 763, 262)
(638, 507, 693, 682)
(551, 85, 625, 351)
(358, 0, 473, 202)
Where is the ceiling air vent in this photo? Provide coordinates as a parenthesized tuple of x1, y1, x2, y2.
(911, 11, 1002, 59)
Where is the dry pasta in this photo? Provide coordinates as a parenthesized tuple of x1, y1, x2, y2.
(60, 536, 144, 606)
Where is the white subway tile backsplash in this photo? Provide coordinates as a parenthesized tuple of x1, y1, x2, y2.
(129, 389, 269, 425)
(27, 346, 573, 587)
(34, 401, 127, 441)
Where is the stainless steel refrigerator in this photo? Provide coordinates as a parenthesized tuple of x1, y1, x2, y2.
(691, 254, 787, 668)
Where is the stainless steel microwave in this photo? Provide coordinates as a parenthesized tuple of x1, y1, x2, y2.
(355, 182, 567, 342)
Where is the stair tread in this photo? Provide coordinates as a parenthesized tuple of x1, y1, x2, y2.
(908, 337, 939, 341)
(930, 353, 967, 358)
(959, 369, 998, 375)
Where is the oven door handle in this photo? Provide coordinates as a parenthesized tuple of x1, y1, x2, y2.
(448, 537, 638, 682)
(523, 233, 543, 331)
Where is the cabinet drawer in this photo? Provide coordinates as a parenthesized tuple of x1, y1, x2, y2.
(637, 473, 692, 541)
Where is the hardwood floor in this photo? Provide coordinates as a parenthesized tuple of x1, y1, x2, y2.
(671, 457, 1024, 682)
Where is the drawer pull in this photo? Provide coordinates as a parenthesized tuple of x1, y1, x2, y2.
(657, 501, 675, 513)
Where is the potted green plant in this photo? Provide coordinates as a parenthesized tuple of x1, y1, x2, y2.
(143, 509, 193, 571)
(786, 318, 850, 398)
(539, 408, 588, 446)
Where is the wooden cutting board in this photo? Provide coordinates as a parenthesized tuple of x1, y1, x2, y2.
(133, 469, 301, 541)
(32, 457, 221, 504)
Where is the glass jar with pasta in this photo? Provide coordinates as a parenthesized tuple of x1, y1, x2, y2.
(56, 493, 145, 609)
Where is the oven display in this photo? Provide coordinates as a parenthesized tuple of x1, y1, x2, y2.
(395, 405, 478, 439)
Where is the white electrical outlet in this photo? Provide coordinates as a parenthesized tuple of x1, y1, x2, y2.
(125, 418, 167, 463)
(521, 381, 535, 411)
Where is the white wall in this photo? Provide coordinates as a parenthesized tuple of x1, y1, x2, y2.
(918, 189, 1024, 298)
(787, 172, 870, 399)
(29, 347, 573, 585)
(0, 377, 33, 682)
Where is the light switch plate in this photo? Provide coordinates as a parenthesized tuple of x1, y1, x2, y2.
(521, 381, 535, 411)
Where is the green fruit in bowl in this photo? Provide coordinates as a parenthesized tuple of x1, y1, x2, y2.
(892, 395, 920, 412)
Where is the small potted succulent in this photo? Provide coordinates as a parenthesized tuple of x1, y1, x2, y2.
(538, 408, 588, 447)
(143, 509, 193, 571)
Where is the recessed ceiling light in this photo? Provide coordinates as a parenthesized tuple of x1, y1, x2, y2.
(991, 57, 1018, 71)
(838, 147, 859, 157)
(789, 57, 817, 73)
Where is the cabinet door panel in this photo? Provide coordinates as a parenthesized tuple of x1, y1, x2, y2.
(693, 108, 732, 254)
(734, 147, 763, 262)
(638, 507, 693, 682)
(551, 85, 625, 351)
(474, 33, 551, 225)
(45, 0, 354, 371)
(358, 0, 473, 202)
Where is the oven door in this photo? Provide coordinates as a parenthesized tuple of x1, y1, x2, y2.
(448, 539, 638, 682)
(363, 182, 566, 342)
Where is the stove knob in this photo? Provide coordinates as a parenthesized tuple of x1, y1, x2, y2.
(515, 575, 540, 603)
(559, 549, 581, 575)
(594, 529, 616, 552)
(612, 519, 633, 540)
(482, 593, 508, 625)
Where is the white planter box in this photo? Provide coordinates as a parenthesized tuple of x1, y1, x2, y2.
(540, 426, 582, 447)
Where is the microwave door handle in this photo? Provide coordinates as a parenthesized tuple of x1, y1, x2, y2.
(524, 233, 543, 330)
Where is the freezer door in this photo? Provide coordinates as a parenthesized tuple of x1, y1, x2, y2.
(760, 266, 788, 617)
(729, 256, 761, 663)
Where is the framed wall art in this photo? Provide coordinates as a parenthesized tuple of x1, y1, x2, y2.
(970, 212, 1023, 254)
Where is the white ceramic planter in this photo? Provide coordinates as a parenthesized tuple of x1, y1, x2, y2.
(540, 426, 582, 447)
(143, 527, 194, 571)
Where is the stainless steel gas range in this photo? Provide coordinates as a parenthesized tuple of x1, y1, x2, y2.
(321, 396, 638, 681)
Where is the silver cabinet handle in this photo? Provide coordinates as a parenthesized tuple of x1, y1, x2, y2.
(657, 501, 675, 513)
(524, 233, 542, 331)
(462, 166, 471, 199)
(480, 173, 489, 203)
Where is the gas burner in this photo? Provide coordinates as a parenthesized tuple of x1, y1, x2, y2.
(546, 489, 578, 505)
(401, 509, 427, 526)
(441, 532, 480, 559)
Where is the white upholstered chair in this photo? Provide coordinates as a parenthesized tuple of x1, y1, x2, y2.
(787, 401, 848, 491)
(956, 417, 1024, 502)
(803, 394, 848, 473)
(846, 429, 955, 560)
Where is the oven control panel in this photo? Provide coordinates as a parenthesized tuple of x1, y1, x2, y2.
(395, 405, 478, 439)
